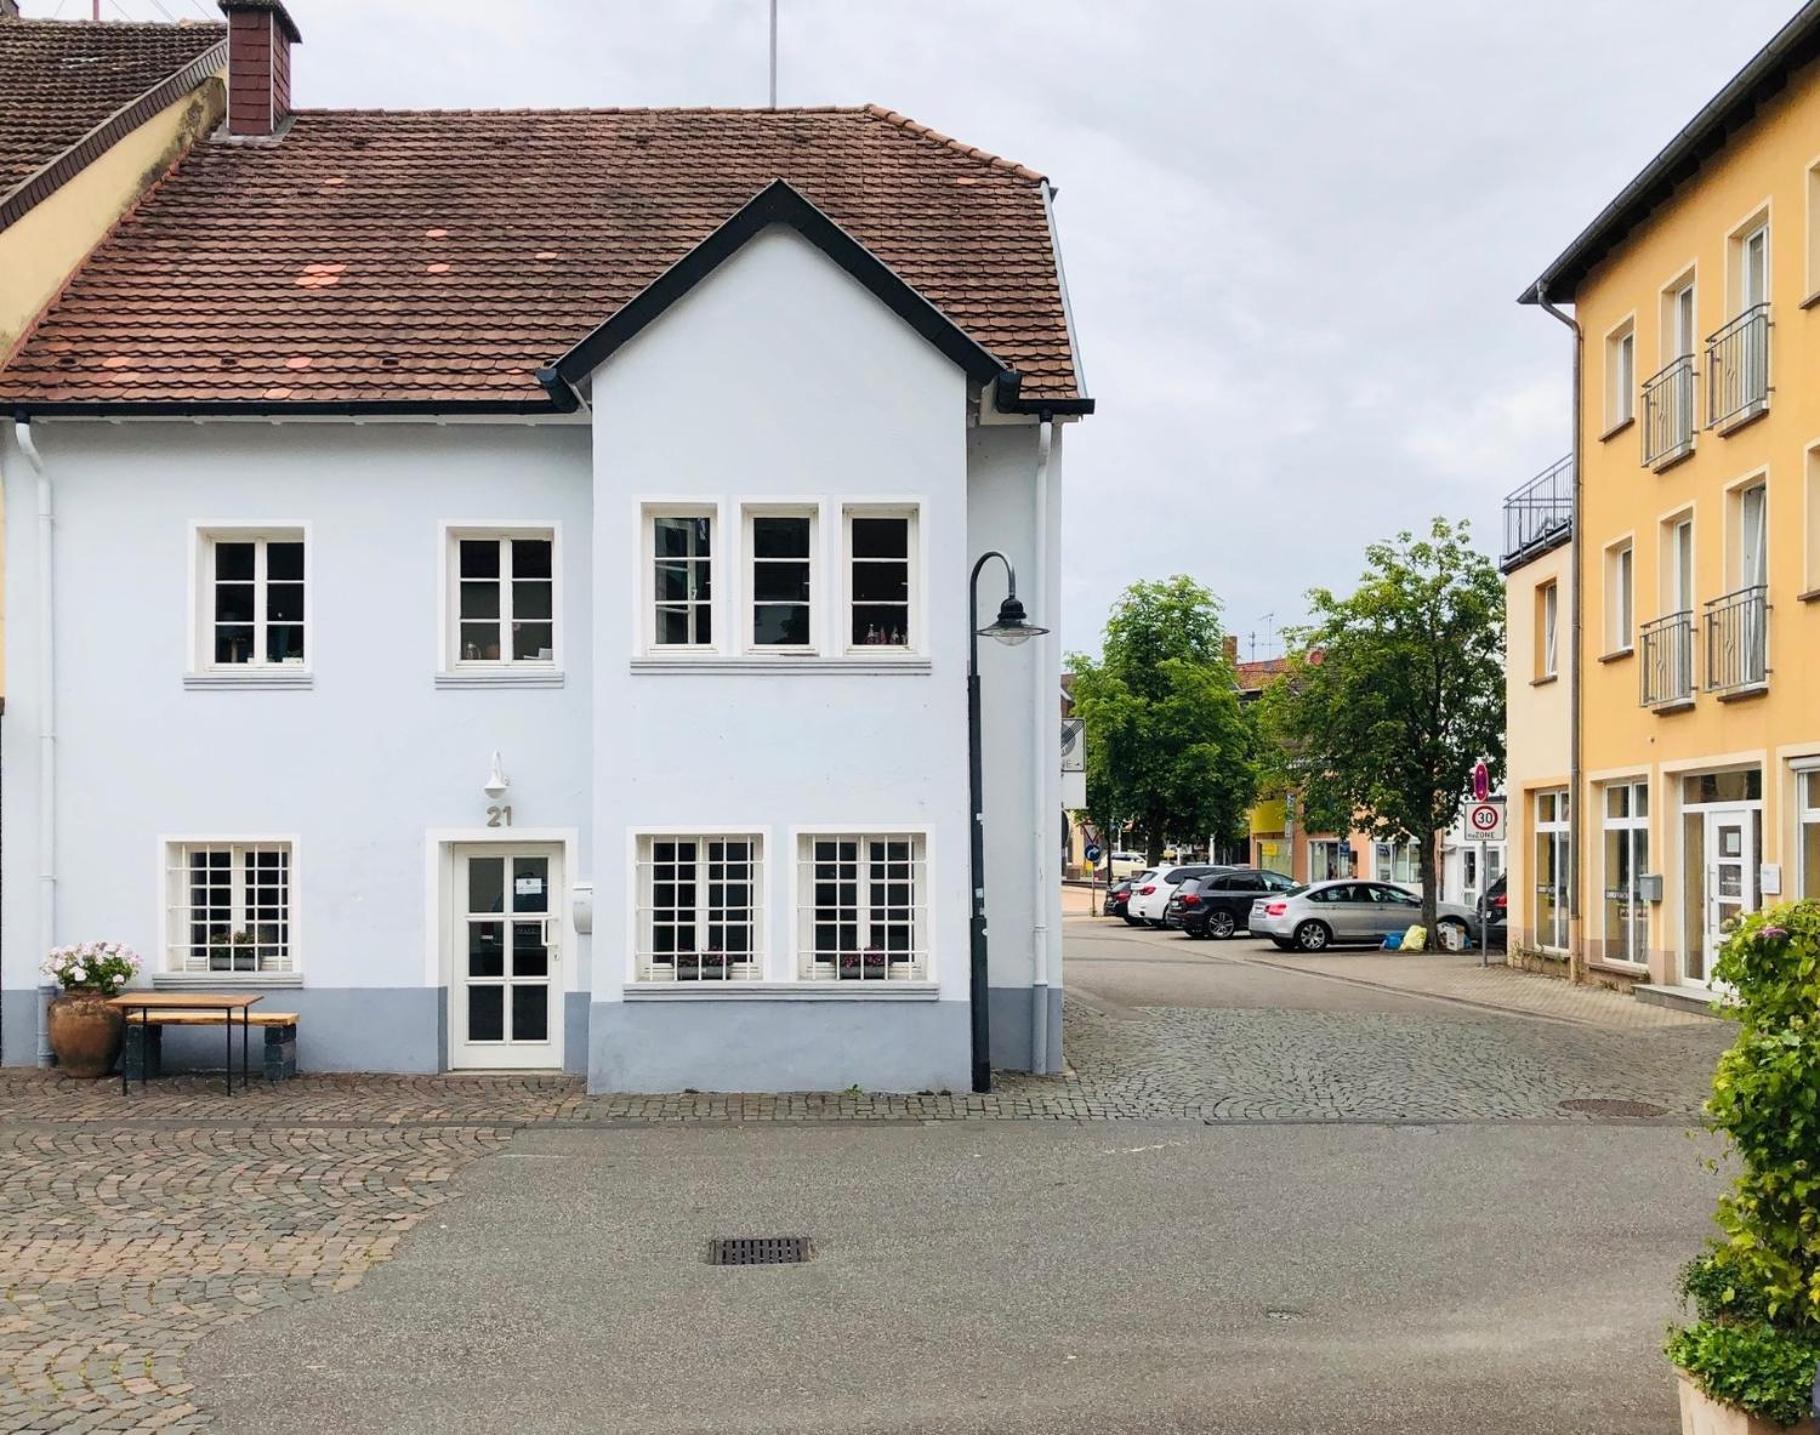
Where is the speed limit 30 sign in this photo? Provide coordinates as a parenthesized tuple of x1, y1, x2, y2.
(1466, 801, 1505, 841)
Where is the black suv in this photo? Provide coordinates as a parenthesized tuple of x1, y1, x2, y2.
(1167, 868, 1302, 939)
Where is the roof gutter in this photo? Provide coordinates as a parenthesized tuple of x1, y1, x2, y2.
(1520, 0, 1820, 303)
(2, 398, 569, 419)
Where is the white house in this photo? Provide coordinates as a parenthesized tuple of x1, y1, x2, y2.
(0, 0, 1091, 1093)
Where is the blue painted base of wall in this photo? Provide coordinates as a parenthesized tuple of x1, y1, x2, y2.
(0, 987, 51, 1068)
(564, 992, 588, 1075)
(2, 987, 445, 1074)
(988, 984, 1065, 1074)
(587, 998, 971, 1094)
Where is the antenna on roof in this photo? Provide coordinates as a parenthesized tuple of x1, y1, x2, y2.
(768, 0, 777, 108)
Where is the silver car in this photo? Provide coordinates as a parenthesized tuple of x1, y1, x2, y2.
(1247, 880, 1478, 953)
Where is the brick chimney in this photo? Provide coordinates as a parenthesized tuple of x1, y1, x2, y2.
(218, 0, 301, 138)
(1222, 634, 1239, 665)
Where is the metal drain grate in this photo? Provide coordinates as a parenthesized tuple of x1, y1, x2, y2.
(1559, 1097, 1668, 1119)
(708, 1236, 812, 1266)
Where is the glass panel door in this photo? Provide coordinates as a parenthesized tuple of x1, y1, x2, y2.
(451, 846, 562, 1069)
(1698, 811, 1754, 987)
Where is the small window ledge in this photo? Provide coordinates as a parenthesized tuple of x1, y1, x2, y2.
(1530, 673, 1559, 687)
(1714, 403, 1768, 438)
(1649, 446, 1695, 475)
(1598, 416, 1635, 443)
(435, 670, 565, 689)
(1801, 289, 1820, 311)
(623, 981, 939, 1001)
(1597, 647, 1634, 664)
(1647, 697, 1696, 715)
(1715, 682, 1770, 704)
(150, 971, 303, 990)
(1797, 587, 1820, 604)
(630, 656, 932, 677)
(184, 670, 312, 691)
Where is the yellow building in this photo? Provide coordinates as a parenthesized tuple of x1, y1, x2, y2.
(1513, 1, 1820, 1004)
(0, 8, 226, 690)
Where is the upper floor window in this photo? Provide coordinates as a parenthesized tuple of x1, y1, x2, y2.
(1604, 320, 1635, 431)
(746, 509, 816, 650)
(1664, 275, 1697, 362)
(1536, 579, 1559, 680)
(164, 840, 294, 974)
(448, 528, 557, 667)
(845, 507, 918, 651)
(1605, 539, 1634, 653)
(200, 529, 306, 669)
(649, 511, 714, 649)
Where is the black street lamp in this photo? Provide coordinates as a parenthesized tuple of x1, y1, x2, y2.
(968, 550, 1049, 1093)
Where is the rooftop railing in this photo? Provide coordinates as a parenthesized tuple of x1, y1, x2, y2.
(1500, 454, 1573, 571)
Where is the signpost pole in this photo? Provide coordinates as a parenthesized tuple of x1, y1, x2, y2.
(1480, 837, 1491, 968)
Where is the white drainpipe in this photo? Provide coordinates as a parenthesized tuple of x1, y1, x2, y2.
(13, 420, 53, 1065)
(1029, 417, 1054, 1073)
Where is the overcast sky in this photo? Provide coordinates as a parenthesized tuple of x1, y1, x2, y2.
(26, 0, 1801, 653)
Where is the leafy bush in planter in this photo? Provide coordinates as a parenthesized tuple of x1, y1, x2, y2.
(1666, 902, 1820, 1427)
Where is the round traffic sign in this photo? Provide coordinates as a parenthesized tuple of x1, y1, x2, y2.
(1085, 843, 1103, 863)
(1469, 804, 1500, 834)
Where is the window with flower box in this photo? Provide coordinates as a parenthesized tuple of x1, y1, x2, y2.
(164, 841, 294, 974)
(798, 833, 928, 981)
(634, 834, 762, 981)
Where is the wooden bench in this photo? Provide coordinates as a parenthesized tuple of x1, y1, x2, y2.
(123, 1010, 299, 1082)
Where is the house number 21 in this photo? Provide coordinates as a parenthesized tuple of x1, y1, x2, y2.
(486, 805, 513, 828)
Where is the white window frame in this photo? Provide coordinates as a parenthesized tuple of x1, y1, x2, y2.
(1372, 838, 1420, 885)
(630, 830, 765, 983)
(159, 836, 299, 977)
(1664, 271, 1698, 364)
(841, 503, 922, 656)
(1600, 780, 1650, 968)
(742, 504, 820, 655)
(640, 504, 719, 654)
(1539, 580, 1559, 679)
(1605, 538, 1634, 654)
(438, 523, 562, 681)
(794, 828, 930, 982)
(1604, 318, 1636, 432)
(1729, 209, 1770, 315)
(1533, 789, 1570, 953)
(1728, 474, 1769, 592)
(188, 523, 311, 679)
(1797, 763, 1820, 899)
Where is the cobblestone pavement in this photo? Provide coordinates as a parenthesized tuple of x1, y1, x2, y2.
(0, 929, 1734, 1431)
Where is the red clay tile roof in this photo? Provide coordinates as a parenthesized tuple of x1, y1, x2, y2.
(1235, 657, 1291, 690)
(0, 103, 1084, 411)
(0, 19, 224, 199)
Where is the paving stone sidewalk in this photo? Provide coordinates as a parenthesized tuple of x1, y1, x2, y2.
(0, 984, 1732, 1431)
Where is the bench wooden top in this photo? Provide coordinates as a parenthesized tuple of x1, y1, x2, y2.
(125, 1010, 297, 1026)
(107, 992, 262, 1012)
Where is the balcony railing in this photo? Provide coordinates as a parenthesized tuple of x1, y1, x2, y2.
(1704, 584, 1767, 693)
(1639, 610, 1695, 708)
(1642, 354, 1696, 468)
(1706, 303, 1770, 431)
(1500, 454, 1573, 570)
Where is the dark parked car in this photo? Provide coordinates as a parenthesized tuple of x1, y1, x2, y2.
(1166, 868, 1302, 938)
(1103, 871, 1155, 919)
(1476, 874, 1508, 950)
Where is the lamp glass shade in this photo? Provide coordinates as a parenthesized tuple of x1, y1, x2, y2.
(978, 594, 1049, 646)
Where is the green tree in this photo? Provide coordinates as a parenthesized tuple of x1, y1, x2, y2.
(1262, 519, 1505, 933)
(1068, 577, 1256, 866)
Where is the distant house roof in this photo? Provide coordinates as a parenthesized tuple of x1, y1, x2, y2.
(0, 103, 1089, 415)
(1520, 0, 1820, 304)
(0, 18, 225, 231)
(1235, 657, 1290, 692)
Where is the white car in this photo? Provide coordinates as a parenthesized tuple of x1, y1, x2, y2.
(1126, 863, 1229, 926)
(1108, 850, 1148, 879)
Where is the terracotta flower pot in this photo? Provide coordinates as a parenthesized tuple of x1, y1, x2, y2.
(1678, 1373, 1819, 1435)
(46, 990, 124, 1079)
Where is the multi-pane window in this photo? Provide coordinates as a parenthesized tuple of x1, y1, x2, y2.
(1602, 781, 1650, 966)
(799, 833, 928, 981)
(207, 533, 305, 667)
(454, 531, 555, 665)
(1799, 769, 1820, 900)
(748, 512, 814, 648)
(652, 515, 713, 647)
(165, 842, 293, 973)
(635, 835, 762, 981)
(1373, 839, 1419, 885)
(847, 510, 914, 649)
(1533, 789, 1570, 952)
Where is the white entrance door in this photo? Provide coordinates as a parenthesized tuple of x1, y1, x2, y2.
(450, 845, 563, 1069)
(1697, 811, 1755, 986)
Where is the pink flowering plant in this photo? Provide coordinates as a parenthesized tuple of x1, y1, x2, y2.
(41, 942, 142, 996)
